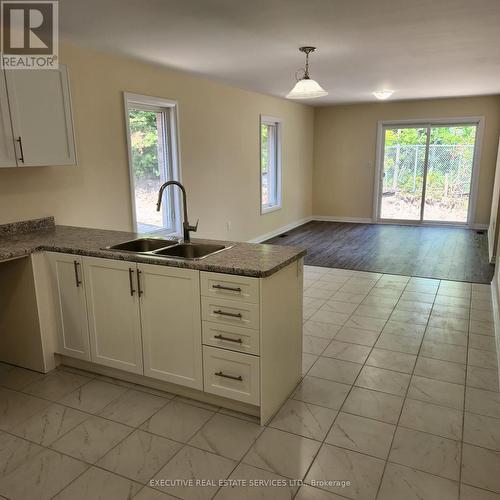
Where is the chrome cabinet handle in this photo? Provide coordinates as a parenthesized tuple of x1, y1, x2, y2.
(213, 310, 242, 319)
(128, 268, 135, 296)
(214, 334, 243, 344)
(215, 371, 243, 381)
(137, 270, 143, 297)
(16, 137, 24, 163)
(73, 260, 82, 287)
(212, 284, 242, 293)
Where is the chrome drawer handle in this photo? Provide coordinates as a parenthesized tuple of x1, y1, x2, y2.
(213, 310, 242, 319)
(212, 284, 242, 293)
(214, 334, 243, 344)
(215, 371, 243, 381)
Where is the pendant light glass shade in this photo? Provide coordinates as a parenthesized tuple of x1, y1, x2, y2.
(286, 78, 328, 99)
(286, 46, 328, 100)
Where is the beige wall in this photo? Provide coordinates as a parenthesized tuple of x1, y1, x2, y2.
(0, 43, 314, 241)
(313, 96, 500, 225)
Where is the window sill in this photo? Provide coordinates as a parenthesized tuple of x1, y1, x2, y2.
(261, 205, 282, 215)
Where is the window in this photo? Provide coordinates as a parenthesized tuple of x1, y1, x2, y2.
(260, 115, 282, 213)
(124, 93, 181, 233)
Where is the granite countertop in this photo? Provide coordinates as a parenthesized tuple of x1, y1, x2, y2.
(0, 217, 306, 278)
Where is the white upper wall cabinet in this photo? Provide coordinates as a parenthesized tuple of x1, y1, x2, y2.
(0, 65, 76, 167)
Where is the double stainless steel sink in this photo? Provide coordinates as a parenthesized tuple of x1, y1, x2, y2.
(105, 238, 230, 260)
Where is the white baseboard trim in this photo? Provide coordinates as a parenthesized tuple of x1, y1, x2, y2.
(247, 217, 313, 243)
(490, 278, 500, 376)
(472, 223, 489, 230)
(312, 215, 374, 224)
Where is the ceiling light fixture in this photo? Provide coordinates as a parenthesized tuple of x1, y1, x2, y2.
(373, 89, 394, 100)
(286, 47, 328, 100)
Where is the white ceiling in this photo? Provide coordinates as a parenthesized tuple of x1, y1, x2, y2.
(59, 0, 500, 105)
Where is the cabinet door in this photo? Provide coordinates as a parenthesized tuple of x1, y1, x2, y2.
(5, 64, 76, 166)
(0, 71, 16, 167)
(48, 253, 90, 361)
(83, 257, 143, 374)
(139, 263, 202, 389)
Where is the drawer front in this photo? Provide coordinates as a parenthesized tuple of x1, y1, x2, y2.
(201, 297, 260, 330)
(203, 346, 260, 405)
(202, 321, 260, 355)
(201, 272, 259, 304)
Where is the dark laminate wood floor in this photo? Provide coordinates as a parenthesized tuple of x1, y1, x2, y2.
(265, 221, 495, 284)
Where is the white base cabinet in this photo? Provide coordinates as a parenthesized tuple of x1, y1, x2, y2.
(83, 257, 143, 374)
(47, 252, 90, 361)
(43, 252, 303, 424)
(139, 263, 202, 389)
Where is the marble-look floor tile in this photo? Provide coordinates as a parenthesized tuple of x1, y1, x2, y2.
(462, 444, 500, 494)
(374, 333, 421, 355)
(9, 403, 88, 446)
(99, 389, 169, 427)
(322, 340, 371, 364)
(400, 291, 436, 303)
(23, 371, 91, 401)
(152, 446, 236, 500)
(344, 315, 386, 332)
(303, 353, 319, 375)
(141, 400, 214, 442)
(133, 487, 178, 499)
(188, 414, 262, 460)
(304, 321, 342, 340)
(468, 348, 498, 370)
(424, 327, 467, 347)
(53, 466, 141, 499)
(214, 463, 296, 500)
(460, 484, 500, 500)
(427, 315, 468, 333)
(0, 366, 44, 391)
(469, 334, 496, 351)
(430, 304, 469, 319)
(295, 484, 348, 499)
(309, 357, 362, 385)
(394, 300, 433, 314)
(465, 387, 500, 418)
(399, 399, 462, 440)
(304, 287, 336, 300)
(51, 415, 133, 463)
(414, 357, 466, 385)
(310, 309, 350, 326)
(323, 300, 359, 315)
(407, 376, 464, 410)
(470, 320, 495, 336)
(420, 340, 467, 364)
(303, 336, 331, 355)
(354, 305, 392, 320)
(334, 327, 379, 347)
(293, 376, 350, 410)
(342, 387, 404, 424)
(356, 366, 410, 396)
(269, 399, 337, 441)
(330, 291, 367, 305)
(463, 412, 500, 451)
(326, 412, 395, 459)
(58, 379, 128, 414)
(243, 427, 320, 480)
(0, 387, 50, 431)
(0, 431, 43, 478)
(389, 310, 429, 325)
(0, 448, 87, 500)
(382, 321, 426, 337)
(97, 429, 182, 484)
(389, 427, 461, 480)
(366, 349, 416, 374)
(467, 366, 500, 392)
(305, 444, 385, 500)
(377, 462, 458, 500)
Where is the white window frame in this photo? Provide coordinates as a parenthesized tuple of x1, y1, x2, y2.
(124, 92, 182, 234)
(373, 116, 484, 228)
(260, 115, 283, 214)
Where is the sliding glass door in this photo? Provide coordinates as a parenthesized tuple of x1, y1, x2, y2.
(377, 121, 479, 224)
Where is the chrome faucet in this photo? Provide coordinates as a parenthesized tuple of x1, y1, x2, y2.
(156, 181, 198, 243)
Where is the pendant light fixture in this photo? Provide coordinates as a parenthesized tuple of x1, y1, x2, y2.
(286, 46, 328, 100)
